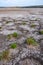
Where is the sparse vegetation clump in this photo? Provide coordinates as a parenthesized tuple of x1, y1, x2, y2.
(2, 50, 9, 60)
(7, 34, 11, 39)
(26, 37, 38, 46)
(7, 32, 18, 40)
(22, 22, 26, 25)
(39, 30, 43, 34)
(6, 21, 9, 24)
(31, 24, 36, 27)
(12, 32, 18, 37)
(0, 27, 2, 29)
(13, 19, 16, 22)
(6, 21, 12, 24)
(10, 43, 17, 49)
(0, 50, 9, 61)
(0, 53, 2, 60)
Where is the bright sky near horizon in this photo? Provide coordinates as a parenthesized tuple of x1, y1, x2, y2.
(0, 0, 43, 7)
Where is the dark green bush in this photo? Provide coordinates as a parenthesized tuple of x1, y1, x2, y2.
(10, 43, 17, 49)
(39, 30, 43, 34)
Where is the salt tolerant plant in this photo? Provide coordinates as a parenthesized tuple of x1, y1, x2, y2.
(31, 24, 36, 27)
(12, 32, 18, 38)
(0, 50, 10, 65)
(26, 37, 38, 46)
(0, 27, 2, 29)
(6, 21, 9, 24)
(22, 22, 26, 25)
(39, 30, 43, 34)
(6, 21, 12, 24)
(2, 50, 10, 60)
(7, 34, 11, 39)
(0, 53, 2, 60)
(7, 32, 18, 40)
(10, 42, 17, 49)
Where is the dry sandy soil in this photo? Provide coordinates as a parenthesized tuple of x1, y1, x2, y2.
(0, 8, 43, 18)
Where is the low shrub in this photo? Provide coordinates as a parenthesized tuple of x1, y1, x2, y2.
(2, 50, 9, 60)
(7, 34, 11, 39)
(31, 24, 36, 27)
(39, 30, 43, 34)
(26, 37, 37, 46)
(0, 27, 2, 29)
(6, 21, 9, 24)
(12, 32, 18, 37)
(10, 43, 17, 49)
(22, 22, 26, 25)
(0, 53, 2, 60)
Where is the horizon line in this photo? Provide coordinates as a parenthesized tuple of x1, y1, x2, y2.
(0, 5, 43, 7)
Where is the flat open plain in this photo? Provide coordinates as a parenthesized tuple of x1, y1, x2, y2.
(0, 8, 43, 65)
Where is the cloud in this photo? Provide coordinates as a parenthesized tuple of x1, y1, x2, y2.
(0, 0, 16, 3)
(0, 0, 43, 6)
(0, 0, 37, 3)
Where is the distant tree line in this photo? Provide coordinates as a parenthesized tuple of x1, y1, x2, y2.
(0, 5, 43, 8)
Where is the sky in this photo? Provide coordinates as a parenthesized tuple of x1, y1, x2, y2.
(0, 0, 43, 7)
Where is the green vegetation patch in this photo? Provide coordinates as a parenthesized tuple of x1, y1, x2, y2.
(6, 21, 12, 24)
(10, 43, 17, 49)
(0, 53, 2, 60)
(7, 32, 18, 40)
(6, 21, 9, 24)
(12, 32, 18, 37)
(26, 37, 38, 46)
(2, 50, 9, 60)
(7, 34, 11, 39)
(22, 22, 26, 25)
(0, 27, 2, 29)
(39, 30, 43, 34)
(31, 24, 36, 27)
(0, 50, 9, 61)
